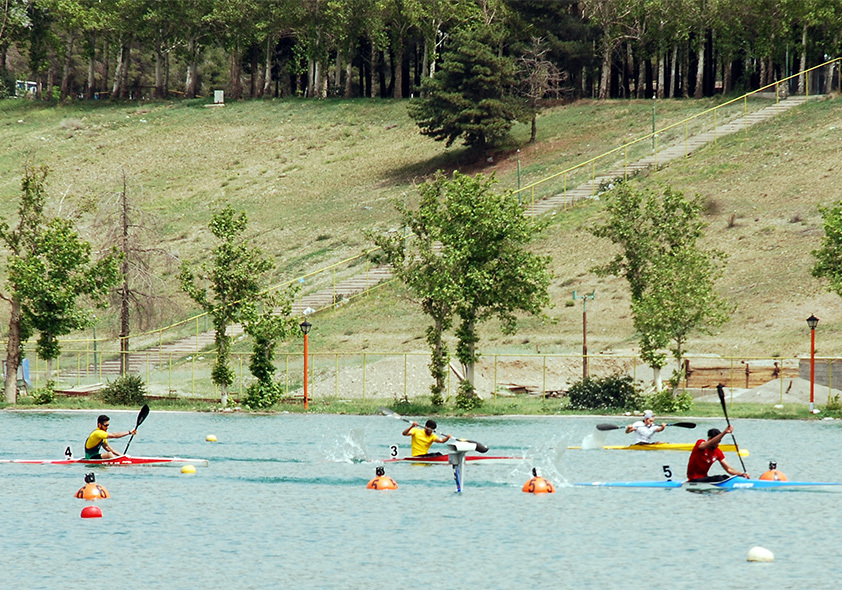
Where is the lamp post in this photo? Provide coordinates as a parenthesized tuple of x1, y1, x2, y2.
(572, 291, 596, 379)
(807, 314, 819, 413)
(300, 319, 312, 411)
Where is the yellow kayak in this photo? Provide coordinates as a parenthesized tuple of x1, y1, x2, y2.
(568, 442, 749, 456)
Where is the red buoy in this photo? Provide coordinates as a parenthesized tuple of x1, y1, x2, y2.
(367, 467, 398, 490)
(81, 505, 103, 519)
(523, 468, 555, 494)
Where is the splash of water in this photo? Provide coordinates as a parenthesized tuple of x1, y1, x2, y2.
(324, 428, 369, 463)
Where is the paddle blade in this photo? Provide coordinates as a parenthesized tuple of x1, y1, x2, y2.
(716, 384, 730, 422)
(136, 404, 150, 427)
(669, 422, 696, 429)
(596, 424, 622, 431)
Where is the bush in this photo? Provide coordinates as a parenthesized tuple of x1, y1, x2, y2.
(645, 388, 694, 413)
(567, 374, 643, 411)
(30, 381, 56, 405)
(101, 374, 148, 406)
(455, 380, 483, 411)
(242, 381, 283, 410)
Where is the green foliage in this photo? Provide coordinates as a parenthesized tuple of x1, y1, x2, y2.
(242, 287, 299, 399)
(180, 205, 274, 403)
(645, 388, 694, 413)
(590, 182, 731, 374)
(408, 26, 525, 149)
(242, 381, 284, 410)
(567, 374, 643, 411)
(30, 381, 56, 405)
(812, 202, 842, 296)
(101, 374, 148, 406)
(454, 380, 483, 411)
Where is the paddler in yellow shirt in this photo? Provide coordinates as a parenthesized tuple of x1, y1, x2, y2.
(84, 414, 137, 459)
(402, 419, 451, 457)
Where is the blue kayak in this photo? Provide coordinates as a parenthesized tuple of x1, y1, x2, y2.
(577, 476, 841, 491)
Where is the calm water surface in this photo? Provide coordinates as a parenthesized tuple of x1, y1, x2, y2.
(2, 410, 841, 589)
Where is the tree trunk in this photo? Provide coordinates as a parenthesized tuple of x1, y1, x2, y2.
(530, 113, 537, 143)
(86, 34, 96, 99)
(668, 44, 678, 98)
(228, 49, 243, 100)
(681, 44, 690, 98)
(369, 37, 377, 98)
(798, 24, 807, 95)
(60, 31, 75, 100)
(120, 175, 130, 375)
(112, 41, 128, 99)
(723, 53, 732, 94)
(3, 298, 22, 403)
(657, 51, 665, 98)
(653, 365, 662, 391)
(393, 42, 404, 99)
(154, 45, 165, 99)
(263, 36, 273, 97)
(185, 38, 198, 99)
(344, 59, 352, 98)
(598, 42, 612, 100)
(694, 38, 705, 98)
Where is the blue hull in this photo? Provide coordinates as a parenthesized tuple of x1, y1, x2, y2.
(577, 476, 841, 490)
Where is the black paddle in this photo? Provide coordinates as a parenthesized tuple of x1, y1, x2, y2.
(123, 404, 150, 455)
(716, 384, 748, 473)
(596, 422, 696, 431)
(378, 407, 489, 453)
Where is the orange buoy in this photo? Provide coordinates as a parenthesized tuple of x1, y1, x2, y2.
(367, 466, 398, 490)
(759, 461, 788, 481)
(81, 505, 103, 518)
(75, 473, 110, 500)
(523, 468, 555, 494)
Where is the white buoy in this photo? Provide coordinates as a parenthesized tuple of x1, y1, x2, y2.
(747, 546, 774, 562)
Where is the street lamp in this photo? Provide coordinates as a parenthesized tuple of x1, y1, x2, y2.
(807, 314, 819, 413)
(300, 319, 312, 411)
(573, 291, 596, 379)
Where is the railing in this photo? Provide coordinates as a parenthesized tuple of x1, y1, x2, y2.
(20, 351, 841, 407)
(512, 58, 842, 211)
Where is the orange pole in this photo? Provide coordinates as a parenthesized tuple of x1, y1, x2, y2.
(303, 333, 309, 411)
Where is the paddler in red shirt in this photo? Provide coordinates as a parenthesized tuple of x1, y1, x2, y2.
(686, 426, 749, 482)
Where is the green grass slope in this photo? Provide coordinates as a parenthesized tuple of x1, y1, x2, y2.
(1, 95, 841, 360)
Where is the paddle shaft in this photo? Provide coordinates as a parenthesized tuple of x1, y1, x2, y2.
(123, 404, 150, 454)
(716, 385, 748, 473)
(596, 422, 696, 431)
(379, 407, 488, 453)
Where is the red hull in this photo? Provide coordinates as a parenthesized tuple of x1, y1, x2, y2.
(0, 454, 208, 466)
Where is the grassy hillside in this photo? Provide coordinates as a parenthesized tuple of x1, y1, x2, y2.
(1, 94, 841, 361)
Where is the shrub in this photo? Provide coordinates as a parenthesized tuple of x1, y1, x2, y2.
(567, 374, 643, 411)
(455, 380, 483, 411)
(645, 387, 693, 413)
(242, 381, 283, 410)
(30, 381, 56, 405)
(101, 374, 148, 406)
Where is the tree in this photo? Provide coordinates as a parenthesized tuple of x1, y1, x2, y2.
(812, 202, 842, 296)
(516, 37, 568, 143)
(590, 182, 731, 389)
(374, 171, 551, 409)
(179, 205, 273, 406)
(408, 25, 525, 149)
(0, 166, 121, 402)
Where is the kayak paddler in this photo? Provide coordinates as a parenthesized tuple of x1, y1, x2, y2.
(84, 414, 137, 459)
(686, 426, 749, 482)
(624, 409, 666, 444)
(402, 419, 451, 457)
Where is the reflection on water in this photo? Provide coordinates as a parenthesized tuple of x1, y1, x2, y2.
(2, 411, 842, 588)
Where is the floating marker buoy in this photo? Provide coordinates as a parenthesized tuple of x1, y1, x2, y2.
(747, 546, 774, 562)
(75, 472, 110, 500)
(759, 461, 787, 481)
(523, 468, 555, 494)
(206, 434, 217, 442)
(81, 505, 103, 519)
(181, 464, 197, 474)
(367, 466, 398, 490)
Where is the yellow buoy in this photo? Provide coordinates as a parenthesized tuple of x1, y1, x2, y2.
(206, 434, 218, 442)
(523, 468, 555, 494)
(181, 464, 197, 474)
(367, 467, 398, 490)
(75, 473, 110, 500)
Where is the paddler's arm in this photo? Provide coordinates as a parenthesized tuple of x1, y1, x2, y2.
(656, 423, 666, 432)
(698, 424, 731, 450)
(435, 434, 451, 443)
(402, 422, 418, 436)
(107, 428, 137, 440)
(719, 457, 749, 479)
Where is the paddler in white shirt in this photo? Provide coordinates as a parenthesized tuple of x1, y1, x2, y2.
(402, 419, 451, 457)
(625, 410, 666, 444)
(84, 414, 136, 459)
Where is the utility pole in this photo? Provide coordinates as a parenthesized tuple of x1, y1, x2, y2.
(572, 291, 595, 379)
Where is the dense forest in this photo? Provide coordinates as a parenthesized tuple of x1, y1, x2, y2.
(1, 0, 841, 104)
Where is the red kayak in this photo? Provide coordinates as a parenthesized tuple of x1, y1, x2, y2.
(0, 454, 208, 467)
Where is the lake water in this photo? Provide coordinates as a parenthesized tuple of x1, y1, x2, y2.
(2, 410, 842, 589)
